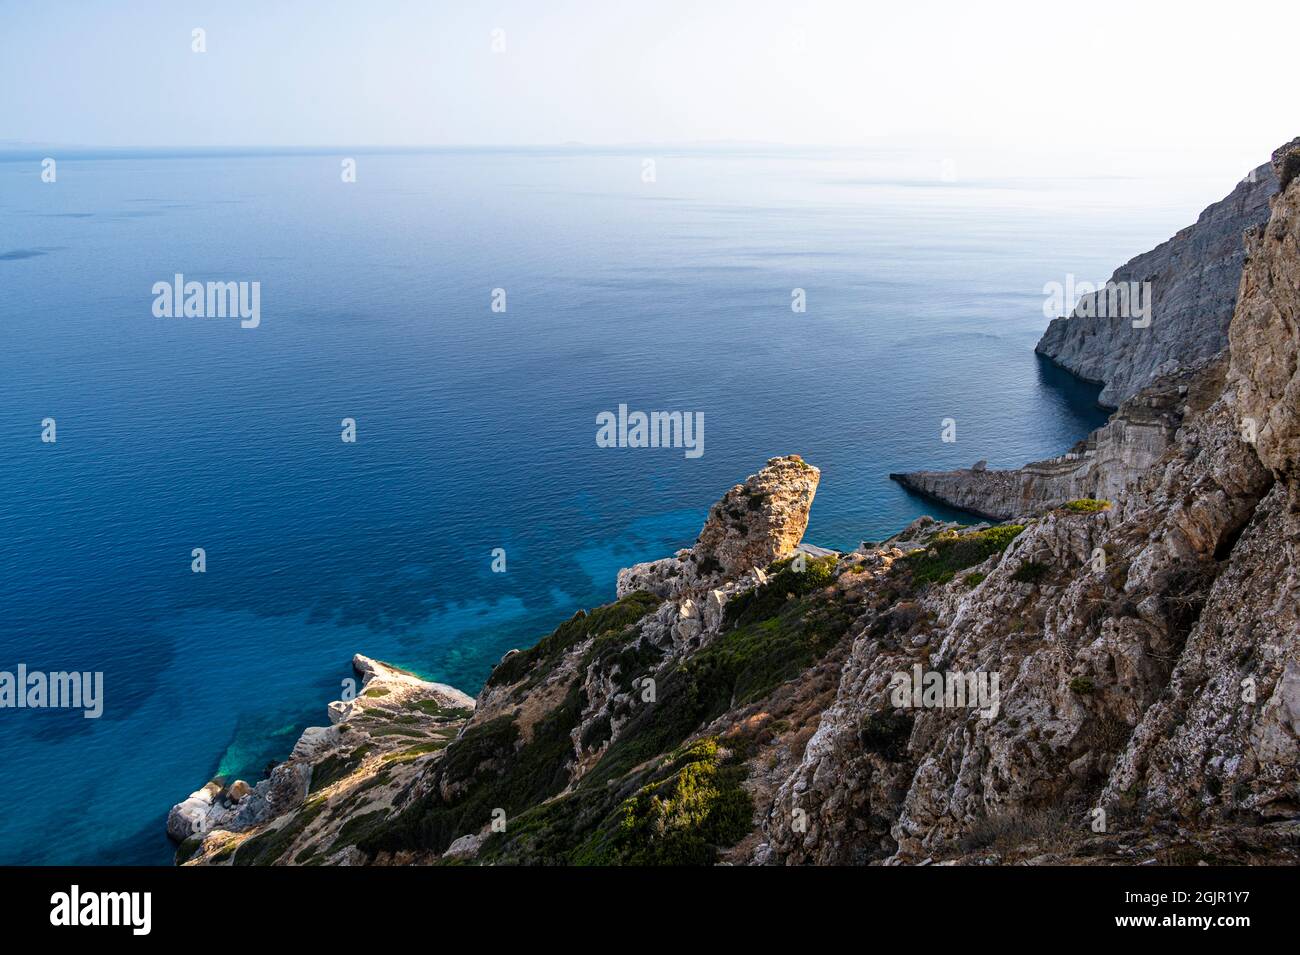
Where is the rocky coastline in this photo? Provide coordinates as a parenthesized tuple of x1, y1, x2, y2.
(895, 143, 1298, 521)
(169, 139, 1300, 866)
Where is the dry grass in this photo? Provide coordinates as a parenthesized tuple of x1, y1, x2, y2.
(957, 806, 1082, 856)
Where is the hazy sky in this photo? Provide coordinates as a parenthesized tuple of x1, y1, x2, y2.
(2, 0, 1296, 175)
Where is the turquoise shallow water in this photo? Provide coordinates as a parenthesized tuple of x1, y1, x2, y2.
(0, 146, 1214, 863)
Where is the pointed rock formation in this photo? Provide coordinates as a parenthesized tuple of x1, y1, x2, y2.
(616, 454, 820, 598)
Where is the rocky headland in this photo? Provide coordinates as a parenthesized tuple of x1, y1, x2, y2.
(170, 655, 474, 865)
(170, 139, 1300, 866)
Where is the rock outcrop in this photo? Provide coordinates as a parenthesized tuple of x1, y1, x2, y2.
(1230, 137, 1300, 492)
(769, 136, 1300, 866)
(616, 454, 820, 599)
(1036, 157, 1277, 407)
(895, 145, 1296, 522)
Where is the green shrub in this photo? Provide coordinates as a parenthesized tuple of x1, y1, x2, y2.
(365, 725, 428, 738)
(365, 686, 585, 857)
(1063, 499, 1112, 513)
(1068, 676, 1095, 694)
(963, 572, 986, 588)
(611, 738, 753, 865)
(365, 560, 848, 863)
(328, 808, 389, 854)
(723, 554, 838, 630)
(586, 625, 663, 694)
(471, 738, 753, 867)
(174, 835, 204, 865)
(381, 740, 448, 763)
(309, 744, 375, 794)
(588, 587, 853, 789)
(232, 799, 326, 866)
(898, 524, 1026, 585)
(210, 842, 236, 862)
(407, 699, 474, 720)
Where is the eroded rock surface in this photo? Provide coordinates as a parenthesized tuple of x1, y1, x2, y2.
(1231, 137, 1300, 491)
(1037, 157, 1278, 407)
(169, 655, 473, 865)
(616, 455, 819, 599)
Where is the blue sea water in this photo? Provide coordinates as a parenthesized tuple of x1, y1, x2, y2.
(0, 146, 1219, 864)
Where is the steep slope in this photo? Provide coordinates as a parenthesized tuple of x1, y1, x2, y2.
(1109, 136, 1300, 825)
(1036, 157, 1277, 407)
(771, 137, 1300, 865)
(171, 656, 474, 865)
(895, 145, 1293, 521)
(175, 456, 854, 865)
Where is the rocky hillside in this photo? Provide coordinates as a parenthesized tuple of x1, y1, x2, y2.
(1036, 156, 1277, 407)
(171, 142, 1300, 867)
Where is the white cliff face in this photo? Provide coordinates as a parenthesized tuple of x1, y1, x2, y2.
(1036, 158, 1278, 408)
(1115, 137, 1300, 824)
(1230, 138, 1300, 492)
(893, 153, 1289, 522)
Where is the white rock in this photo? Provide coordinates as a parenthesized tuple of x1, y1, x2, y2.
(443, 832, 486, 859)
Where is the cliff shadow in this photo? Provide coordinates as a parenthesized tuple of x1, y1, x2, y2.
(1033, 353, 1112, 427)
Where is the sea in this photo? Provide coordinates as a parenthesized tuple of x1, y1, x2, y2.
(0, 145, 1226, 863)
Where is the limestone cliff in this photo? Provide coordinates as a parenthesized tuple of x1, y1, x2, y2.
(1036, 156, 1277, 407)
(771, 137, 1300, 864)
(1231, 139, 1300, 491)
(895, 144, 1293, 521)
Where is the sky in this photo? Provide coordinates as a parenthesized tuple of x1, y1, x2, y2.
(1, 0, 1297, 180)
